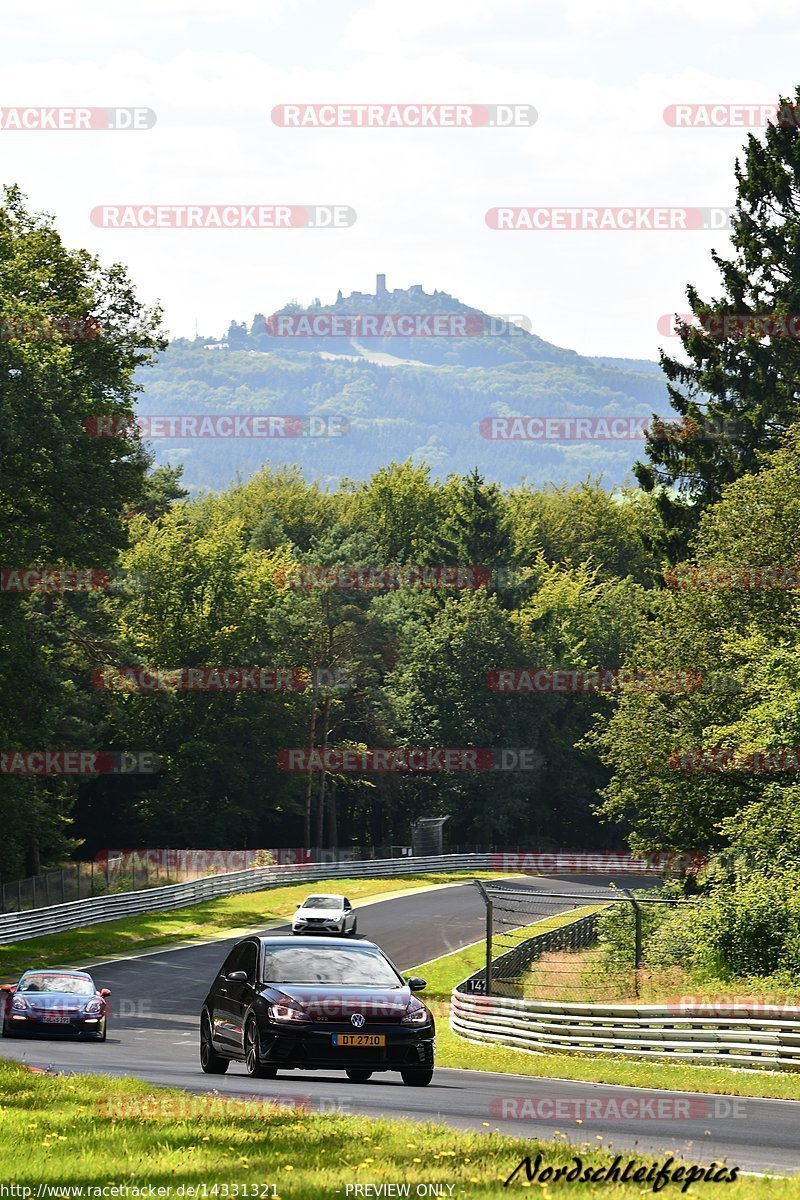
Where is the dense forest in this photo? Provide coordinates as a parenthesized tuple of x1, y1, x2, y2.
(6, 81, 800, 887)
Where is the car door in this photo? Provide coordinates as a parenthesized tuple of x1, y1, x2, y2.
(218, 940, 259, 1054)
(209, 945, 244, 1050)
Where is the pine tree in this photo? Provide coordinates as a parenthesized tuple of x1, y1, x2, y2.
(636, 86, 800, 556)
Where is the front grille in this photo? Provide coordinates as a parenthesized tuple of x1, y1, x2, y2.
(301, 1041, 389, 1065)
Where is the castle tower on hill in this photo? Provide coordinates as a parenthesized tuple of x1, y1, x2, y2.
(376, 273, 387, 295)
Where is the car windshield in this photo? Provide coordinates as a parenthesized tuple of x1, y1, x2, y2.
(18, 973, 94, 995)
(261, 946, 401, 986)
(302, 896, 342, 909)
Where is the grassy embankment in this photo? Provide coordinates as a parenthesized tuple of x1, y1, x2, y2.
(0, 1060, 787, 1197)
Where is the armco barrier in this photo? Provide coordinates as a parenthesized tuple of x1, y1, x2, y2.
(451, 990, 800, 1069)
(0, 851, 680, 946)
(451, 912, 800, 1070)
(0, 854, 483, 945)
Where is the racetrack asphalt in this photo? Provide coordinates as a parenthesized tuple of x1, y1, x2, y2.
(1, 874, 797, 1176)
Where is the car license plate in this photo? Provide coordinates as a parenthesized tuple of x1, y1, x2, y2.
(332, 1033, 385, 1047)
(43, 1014, 70, 1024)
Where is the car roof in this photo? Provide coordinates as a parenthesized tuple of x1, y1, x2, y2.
(253, 935, 379, 949)
(301, 893, 344, 901)
(20, 968, 92, 977)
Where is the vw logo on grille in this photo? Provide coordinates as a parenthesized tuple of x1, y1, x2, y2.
(350, 1012, 366, 1028)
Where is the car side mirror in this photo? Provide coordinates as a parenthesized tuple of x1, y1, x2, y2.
(407, 977, 427, 992)
(226, 970, 248, 983)
(100, 988, 111, 997)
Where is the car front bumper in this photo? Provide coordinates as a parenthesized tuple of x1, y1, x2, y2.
(4, 1012, 104, 1036)
(257, 1019, 435, 1070)
(292, 921, 346, 935)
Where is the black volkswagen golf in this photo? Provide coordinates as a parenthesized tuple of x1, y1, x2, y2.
(200, 935, 435, 1086)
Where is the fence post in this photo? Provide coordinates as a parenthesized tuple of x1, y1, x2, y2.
(623, 888, 642, 996)
(474, 880, 493, 996)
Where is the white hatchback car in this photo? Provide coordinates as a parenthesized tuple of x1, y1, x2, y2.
(291, 894, 357, 936)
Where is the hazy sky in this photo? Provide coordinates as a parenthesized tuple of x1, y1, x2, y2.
(3, 0, 799, 359)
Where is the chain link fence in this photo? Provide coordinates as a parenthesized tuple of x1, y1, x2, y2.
(467, 881, 691, 1001)
(0, 858, 199, 913)
(0, 844, 499, 914)
(0, 845, 682, 916)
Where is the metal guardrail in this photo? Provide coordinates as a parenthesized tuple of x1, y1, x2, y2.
(451, 991, 800, 1069)
(1, 849, 677, 916)
(451, 911, 800, 1070)
(0, 853, 494, 945)
(0, 850, 682, 947)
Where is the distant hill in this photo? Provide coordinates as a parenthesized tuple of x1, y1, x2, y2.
(136, 277, 672, 491)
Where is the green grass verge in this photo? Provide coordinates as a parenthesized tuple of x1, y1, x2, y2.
(0, 1060, 789, 1197)
(417, 905, 605, 1000)
(411, 913, 800, 1103)
(0, 872, 499, 981)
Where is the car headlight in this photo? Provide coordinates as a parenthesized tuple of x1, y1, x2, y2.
(84, 999, 104, 1015)
(268, 1002, 311, 1024)
(10, 996, 28, 1012)
(401, 999, 429, 1026)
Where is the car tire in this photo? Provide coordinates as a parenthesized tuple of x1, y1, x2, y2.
(400, 1066, 434, 1087)
(244, 1017, 277, 1078)
(349, 918, 358, 936)
(345, 1068, 372, 1082)
(200, 1013, 229, 1074)
(98, 1020, 107, 1042)
(1, 1021, 16, 1038)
